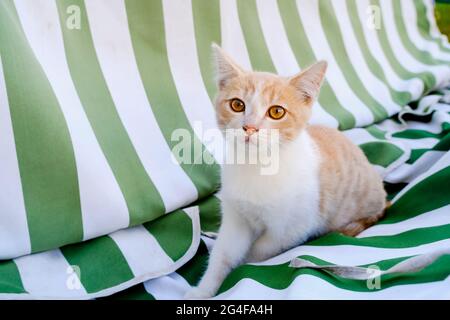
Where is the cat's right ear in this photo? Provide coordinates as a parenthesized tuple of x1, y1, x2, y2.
(212, 43, 244, 89)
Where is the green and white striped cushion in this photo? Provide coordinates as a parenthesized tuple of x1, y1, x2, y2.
(0, 204, 202, 298)
(0, 0, 450, 299)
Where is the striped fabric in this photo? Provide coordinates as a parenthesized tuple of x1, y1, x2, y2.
(0, 204, 203, 298)
(112, 91, 450, 300)
(0, 0, 449, 299)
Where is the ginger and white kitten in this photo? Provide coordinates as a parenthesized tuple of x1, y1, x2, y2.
(186, 44, 387, 299)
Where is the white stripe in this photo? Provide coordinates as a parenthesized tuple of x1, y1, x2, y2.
(401, 0, 450, 61)
(384, 150, 445, 184)
(393, 149, 450, 202)
(216, 273, 450, 299)
(359, 204, 450, 238)
(14, 0, 130, 239)
(220, 0, 252, 70)
(253, 238, 450, 268)
(380, 0, 449, 89)
(0, 55, 31, 259)
(356, 0, 424, 100)
(388, 136, 438, 150)
(296, 0, 374, 127)
(144, 273, 190, 300)
(201, 235, 215, 253)
(255, 0, 299, 77)
(256, 0, 339, 128)
(375, 118, 408, 135)
(343, 128, 379, 145)
(109, 225, 174, 277)
(162, 0, 224, 164)
(435, 103, 450, 113)
(85, 0, 198, 212)
(333, 0, 400, 116)
(14, 250, 87, 298)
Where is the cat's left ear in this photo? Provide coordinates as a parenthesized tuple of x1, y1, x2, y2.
(289, 61, 327, 104)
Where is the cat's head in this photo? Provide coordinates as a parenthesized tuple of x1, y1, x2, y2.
(212, 44, 327, 145)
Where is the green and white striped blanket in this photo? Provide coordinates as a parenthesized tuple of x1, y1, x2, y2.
(0, 0, 450, 299)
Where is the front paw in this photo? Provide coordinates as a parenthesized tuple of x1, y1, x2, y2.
(184, 287, 215, 300)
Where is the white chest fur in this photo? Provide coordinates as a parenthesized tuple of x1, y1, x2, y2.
(219, 131, 324, 241)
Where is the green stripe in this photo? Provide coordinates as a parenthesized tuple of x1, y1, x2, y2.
(192, 0, 221, 101)
(144, 209, 193, 261)
(346, 0, 411, 105)
(0, 1, 83, 252)
(219, 254, 450, 294)
(392, 0, 449, 66)
(393, 128, 448, 140)
(0, 260, 26, 294)
(197, 195, 221, 233)
(237, 0, 276, 72)
(365, 125, 387, 140)
(177, 240, 209, 286)
(310, 223, 450, 248)
(407, 148, 430, 164)
(277, 0, 355, 130)
(319, 0, 388, 122)
(61, 236, 134, 293)
(359, 142, 404, 167)
(370, 0, 436, 94)
(384, 165, 450, 223)
(105, 283, 154, 300)
(125, 0, 220, 199)
(406, 134, 449, 165)
(415, 0, 450, 54)
(56, 0, 165, 226)
(433, 132, 450, 151)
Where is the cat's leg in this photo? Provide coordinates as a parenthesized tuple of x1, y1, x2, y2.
(185, 209, 254, 299)
(245, 232, 282, 263)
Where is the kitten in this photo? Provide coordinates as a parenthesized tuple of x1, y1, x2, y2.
(185, 44, 387, 299)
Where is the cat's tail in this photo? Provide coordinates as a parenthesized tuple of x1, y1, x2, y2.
(385, 200, 392, 211)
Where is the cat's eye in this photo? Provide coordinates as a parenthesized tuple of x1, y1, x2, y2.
(229, 98, 245, 112)
(267, 105, 286, 120)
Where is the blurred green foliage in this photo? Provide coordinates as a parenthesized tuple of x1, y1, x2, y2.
(436, 2, 450, 37)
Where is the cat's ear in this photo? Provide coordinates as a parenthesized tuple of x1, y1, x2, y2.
(289, 61, 327, 104)
(212, 43, 245, 89)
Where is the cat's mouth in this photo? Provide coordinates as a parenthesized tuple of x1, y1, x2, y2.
(242, 132, 274, 148)
(244, 134, 258, 145)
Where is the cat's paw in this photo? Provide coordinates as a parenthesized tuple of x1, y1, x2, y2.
(184, 287, 214, 300)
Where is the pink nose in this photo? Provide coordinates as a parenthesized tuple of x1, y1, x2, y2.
(243, 125, 259, 135)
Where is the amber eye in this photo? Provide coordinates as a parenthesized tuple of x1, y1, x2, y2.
(229, 98, 245, 112)
(267, 105, 286, 120)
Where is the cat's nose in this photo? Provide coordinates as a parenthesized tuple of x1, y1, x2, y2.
(243, 125, 259, 135)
